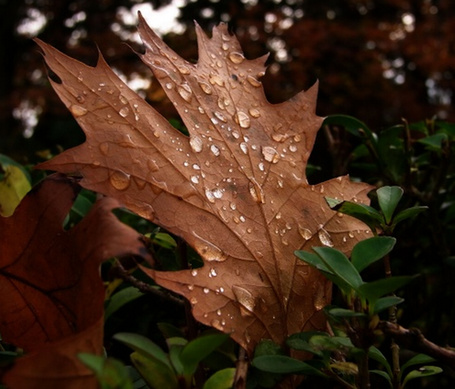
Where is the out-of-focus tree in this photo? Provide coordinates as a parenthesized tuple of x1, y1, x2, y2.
(1, 0, 454, 162)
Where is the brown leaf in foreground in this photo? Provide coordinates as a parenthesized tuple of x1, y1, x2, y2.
(0, 174, 150, 388)
(36, 15, 372, 354)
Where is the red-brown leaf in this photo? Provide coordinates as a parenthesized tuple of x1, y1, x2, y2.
(0, 173, 150, 387)
(35, 16, 372, 354)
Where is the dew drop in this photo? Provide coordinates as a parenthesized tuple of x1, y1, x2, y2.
(109, 170, 131, 190)
(119, 106, 129, 117)
(209, 74, 225, 87)
(193, 233, 227, 262)
(210, 144, 220, 156)
(119, 94, 128, 104)
(190, 296, 197, 304)
(177, 65, 190, 75)
(212, 188, 223, 199)
(190, 175, 199, 184)
(236, 111, 251, 129)
(75, 95, 85, 104)
(216, 309, 222, 316)
(165, 82, 173, 89)
(318, 228, 334, 247)
(209, 268, 218, 277)
(198, 81, 213, 95)
(289, 144, 297, 152)
(147, 159, 159, 172)
(189, 136, 203, 153)
(177, 83, 193, 102)
(299, 226, 312, 240)
(191, 269, 198, 277)
(228, 51, 245, 64)
(248, 108, 261, 118)
(249, 178, 265, 204)
(203, 288, 210, 294)
(246, 75, 261, 87)
(232, 285, 256, 316)
(69, 105, 88, 117)
(99, 142, 109, 156)
(240, 142, 248, 154)
(258, 162, 265, 171)
(214, 111, 227, 123)
(229, 202, 236, 210)
(211, 319, 224, 331)
(261, 146, 280, 163)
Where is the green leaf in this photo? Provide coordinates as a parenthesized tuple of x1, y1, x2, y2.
(167, 337, 187, 376)
(113, 333, 170, 368)
(202, 368, 236, 389)
(377, 186, 403, 224)
(105, 287, 144, 320)
(309, 335, 354, 351)
(370, 370, 392, 388)
(252, 355, 326, 376)
(78, 353, 134, 389)
(71, 190, 95, 218)
(323, 115, 377, 145)
(313, 247, 364, 290)
(417, 133, 448, 150)
(400, 353, 436, 376)
(286, 332, 329, 357)
(152, 232, 177, 249)
(393, 206, 428, 226)
(130, 351, 178, 389)
(179, 333, 229, 377)
(254, 339, 284, 357)
(368, 346, 392, 377)
(373, 296, 404, 314)
(351, 237, 396, 272)
(357, 276, 414, 303)
(294, 251, 334, 274)
(325, 197, 383, 231)
(402, 366, 443, 388)
(327, 308, 367, 318)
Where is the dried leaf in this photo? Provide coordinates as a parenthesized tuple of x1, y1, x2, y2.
(0, 174, 150, 387)
(35, 16, 372, 354)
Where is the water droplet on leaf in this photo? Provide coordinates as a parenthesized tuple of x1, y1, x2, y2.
(193, 233, 227, 262)
(236, 111, 251, 129)
(70, 105, 88, 117)
(318, 227, 334, 247)
(261, 146, 280, 163)
(232, 285, 255, 316)
(190, 136, 203, 153)
(109, 170, 131, 190)
(228, 51, 245, 64)
(119, 106, 129, 117)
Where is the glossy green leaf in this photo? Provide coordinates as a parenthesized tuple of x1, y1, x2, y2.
(400, 353, 436, 376)
(309, 335, 354, 351)
(373, 296, 404, 314)
(167, 337, 187, 376)
(180, 333, 229, 377)
(377, 186, 404, 224)
(152, 232, 177, 249)
(402, 366, 442, 388)
(252, 355, 326, 376)
(254, 339, 284, 357)
(313, 247, 364, 290)
(357, 276, 414, 302)
(202, 368, 236, 389)
(368, 346, 392, 377)
(323, 115, 376, 145)
(105, 287, 144, 320)
(325, 197, 383, 231)
(113, 333, 170, 368)
(130, 351, 178, 389)
(78, 353, 134, 389)
(351, 237, 396, 272)
(393, 206, 428, 226)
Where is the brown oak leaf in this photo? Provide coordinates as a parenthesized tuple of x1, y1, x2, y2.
(0, 173, 150, 388)
(35, 15, 372, 354)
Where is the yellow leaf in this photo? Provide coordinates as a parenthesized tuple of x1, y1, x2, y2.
(0, 165, 31, 217)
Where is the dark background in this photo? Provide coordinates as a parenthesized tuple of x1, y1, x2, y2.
(1, 0, 454, 164)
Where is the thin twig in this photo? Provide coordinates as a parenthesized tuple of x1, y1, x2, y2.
(379, 321, 455, 369)
(113, 259, 184, 306)
(234, 347, 249, 389)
